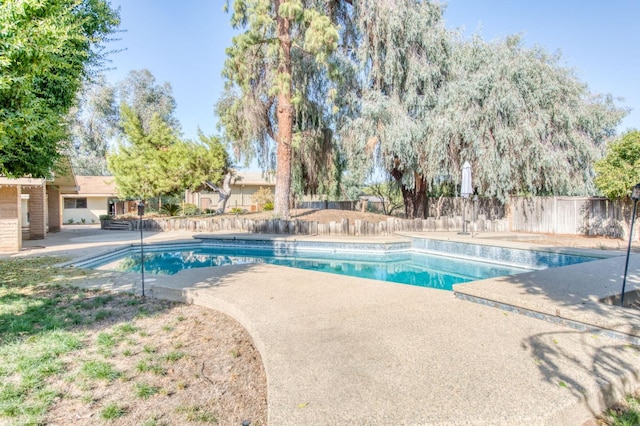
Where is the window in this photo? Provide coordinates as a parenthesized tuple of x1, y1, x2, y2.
(64, 198, 87, 209)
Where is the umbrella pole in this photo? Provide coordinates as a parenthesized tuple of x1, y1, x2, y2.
(458, 197, 469, 235)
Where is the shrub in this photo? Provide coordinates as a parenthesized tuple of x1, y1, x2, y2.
(263, 201, 274, 211)
(230, 207, 243, 214)
(181, 203, 199, 216)
(252, 187, 274, 210)
(67, 218, 74, 224)
(99, 214, 111, 220)
(160, 203, 181, 216)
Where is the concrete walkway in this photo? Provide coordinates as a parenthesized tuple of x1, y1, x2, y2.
(13, 226, 640, 425)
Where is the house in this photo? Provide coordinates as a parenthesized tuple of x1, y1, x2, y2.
(0, 169, 78, 253)
(185, 171, 275, 212)
(61, 176, 123, 224)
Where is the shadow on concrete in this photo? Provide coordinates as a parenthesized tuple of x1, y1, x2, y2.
(524, 329, 640, 420)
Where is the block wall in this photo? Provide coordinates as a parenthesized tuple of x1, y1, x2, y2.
(0, 186, 21, 253)
(24, 185, 46, 239)
(47, 186, 61, 232)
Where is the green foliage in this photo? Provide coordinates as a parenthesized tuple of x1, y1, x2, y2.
(341, 2, 626, 217)
(108, 78, 229, 202)
(66, 75, 119, 175)
(176, 405, 217, 423)
(364, 179, 403, 216)
(0, 0, 120, 178)
(163, 351, 186, 363)
(134, 382, 159, 399)
(118, 69, 180, 134)
(101, 403, 126, 420)
(179, 132, 230, 192)
(601, 394, 640, 426)
(108, 103, 182, 200)
(160, 203, 181, 216)
(263, 201, 274, 211)
(181, 203, 199, 216)
(594, 131, 640, 199)
(251, 187, 274, 209)
(81, 360, 120, 381)
(428, 36, 624, 201)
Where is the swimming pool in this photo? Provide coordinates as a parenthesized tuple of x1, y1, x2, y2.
(77, 239, 601, 291)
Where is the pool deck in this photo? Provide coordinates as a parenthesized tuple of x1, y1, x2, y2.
(12, 226, 640, 425)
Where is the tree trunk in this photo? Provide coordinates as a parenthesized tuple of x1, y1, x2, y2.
(215, 172, 233, 214)
(274, 1, 293, 219)
(391, 169, 427, 219)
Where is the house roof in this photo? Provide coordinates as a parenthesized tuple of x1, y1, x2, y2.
(234, 171, 274, 186)
(74, 176, 117, 196)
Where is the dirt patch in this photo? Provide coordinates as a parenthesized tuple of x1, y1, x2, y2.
(217, 207, 393, 224)
(43, 291, 266, 426)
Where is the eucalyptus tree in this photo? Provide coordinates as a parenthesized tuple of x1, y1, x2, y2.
(216, 0, 342, 218)
(594, 130, 640, 199)
(0, 0, 119, 178)
(66, 75, 119, 175)
(118, 69, 180, 134)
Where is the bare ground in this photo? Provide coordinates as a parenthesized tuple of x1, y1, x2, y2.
(43, 289, 267, 426)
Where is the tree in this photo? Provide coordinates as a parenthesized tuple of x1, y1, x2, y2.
(109, 107, 230, 207)
(108, 104, 180, 201)
(217, 1, 340, 218)
(0, 0, 119, 178)
(364, 178, 403, 216)
(594, 130, 640, 199)
(178, 131, 230, 192)
(118, 69, 180, 134)
(66, 75, 119, 175)
(340, 0, 451, 218)
(425, 35, 625, 203)
(341, 1, 626, 218)
(173, 132, 232, 213)
(205, 171, 235, 214)
(68, 69, 180, 176)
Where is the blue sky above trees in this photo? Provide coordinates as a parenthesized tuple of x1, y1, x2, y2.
(103, 0, 640, 142)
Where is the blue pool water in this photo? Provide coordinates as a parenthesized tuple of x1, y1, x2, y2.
(85, 245, 536, 291)
(80, 238, 602, 291)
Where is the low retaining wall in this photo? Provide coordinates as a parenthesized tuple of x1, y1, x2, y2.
(107, 215, 509, 236)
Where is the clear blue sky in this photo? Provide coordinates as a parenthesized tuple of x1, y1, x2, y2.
(104, 0, 640, 142)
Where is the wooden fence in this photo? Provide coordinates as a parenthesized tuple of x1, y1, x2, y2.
(509, 197, 633, 238)
(296, 200, 358, 210)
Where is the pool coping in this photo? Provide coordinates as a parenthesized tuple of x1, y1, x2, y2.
(396, 232, 640, 342)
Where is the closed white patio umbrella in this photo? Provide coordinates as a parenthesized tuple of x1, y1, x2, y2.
(459, 161, 472, 234)
(461, 161, 472, 198)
